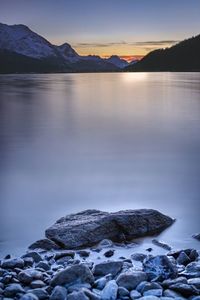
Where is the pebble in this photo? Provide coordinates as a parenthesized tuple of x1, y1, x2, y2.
(20, 293, 39, 300)
(4, 283, 25, 297)
(101, 280, 118, 300)
(0, 243, 200, 300)
(1, 258, 24, 269)
(50, 286, 67, 300)
(22, 252, 43, 263)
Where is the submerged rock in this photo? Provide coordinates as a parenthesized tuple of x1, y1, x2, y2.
(152, 239, 172, 251)
(45, 209, 174, 249)
(193, 233, 200, 241)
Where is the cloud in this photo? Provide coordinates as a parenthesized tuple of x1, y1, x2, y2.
(74, 41, 127, 48)
(74, 40, 178, 48)
(131, 40, 178, 46)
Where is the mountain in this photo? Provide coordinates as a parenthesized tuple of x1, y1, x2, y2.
(125, 34, 200, 72)
(56, 43, 80, 63)
(0, 23, 123, 73)
(106, 55, 129, 68)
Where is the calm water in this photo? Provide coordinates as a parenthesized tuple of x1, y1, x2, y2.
(0, 72, 200, 257)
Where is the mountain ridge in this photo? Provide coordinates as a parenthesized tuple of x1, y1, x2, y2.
(0, 23, 127, 73)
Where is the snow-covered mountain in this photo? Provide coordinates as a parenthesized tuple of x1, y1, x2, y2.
(0, 23, 58, 59)
(106, 55, 129, 68)
(0, 23, 131, 73)
(55, 43, 80, 62)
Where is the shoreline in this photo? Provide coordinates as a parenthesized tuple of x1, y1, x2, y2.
(0, 239, 200, 299)
(0, 209, 200, 299)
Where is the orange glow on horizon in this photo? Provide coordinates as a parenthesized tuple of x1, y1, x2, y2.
(102, 55, 143, 62)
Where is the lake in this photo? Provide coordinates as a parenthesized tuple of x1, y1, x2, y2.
(0, 72, 200, 257)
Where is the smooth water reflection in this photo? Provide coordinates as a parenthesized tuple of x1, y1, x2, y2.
(0, 73, 200, 256)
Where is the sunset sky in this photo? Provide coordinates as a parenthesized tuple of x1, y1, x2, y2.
(0, 0, 200, 61)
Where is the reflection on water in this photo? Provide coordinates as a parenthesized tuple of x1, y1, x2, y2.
(0, 73, 200, 256)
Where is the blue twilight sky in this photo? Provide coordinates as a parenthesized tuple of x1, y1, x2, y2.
(0, 0, 200, 59)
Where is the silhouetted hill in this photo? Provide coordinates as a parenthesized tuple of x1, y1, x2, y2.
(0, 49, 73, 73)
(125, 34, 200, 72)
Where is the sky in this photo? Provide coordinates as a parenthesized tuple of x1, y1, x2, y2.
(0, 0, 200, 61)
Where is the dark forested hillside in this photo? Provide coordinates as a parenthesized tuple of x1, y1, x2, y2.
(125, 34, 200, 72)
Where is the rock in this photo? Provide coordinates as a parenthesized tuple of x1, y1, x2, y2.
(180, 261, 200, 277)
(93, 261, 122, 277)
(77, 250, 90, 258)
(170, 283, 199, 297)
(136, 281, 149, 293)
(118, 287, 129, 297)
(1, 274, 12, 284)
(54, 250, 75, 260)
(163, 289, 185, 298)
(167, 248, 194, 259)
(30, 280, 46, 289)
(130, 290, 141, 299)
(146, 248, 153, 252)
(104, 250, 114, 258)
(4, 283, 25, 297)
(98, 239, 114, 248)
(82, 288, 101, 300)
(94, 275, 112, 290)
(36, 261, 50, 271)
(55, 256, 71, 266)
(189, 249, 199, 261)
(143, 255, 177, 281)
(152, 239, 172, 251)
(0, 268, 7, 276)
(193, 233, 200, 241)
(18, 269, 43, 284)
(116, 271, 147, 290)
(162, 276, 187, 288)
(67, 283, 91, 293)
(50, 286, 67, 300)
(27, 288, 49, 300)
(1, 258, 24, 269)
(68, 291, 89, 300)
(24, 257, 34, 267)
(139, 297, 160, 300)
(143, 289, 163, 297)
(51, 263, 94, 287)
(20, 293, 39, 300)
(101, 280, 118, 300)
(131, 253, 147, 262)
(177, 251, 191, 266)
(139, 282, 163, 294)
(22, 252, 42, 263)
(29, 239, 60, 250)
(188, 278, 200, 289)
(45, 209, 174, 249)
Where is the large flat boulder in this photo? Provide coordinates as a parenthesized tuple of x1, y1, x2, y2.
(45, 209, 174, 249)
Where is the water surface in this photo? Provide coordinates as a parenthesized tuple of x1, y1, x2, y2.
(0, 72, 200, 256)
